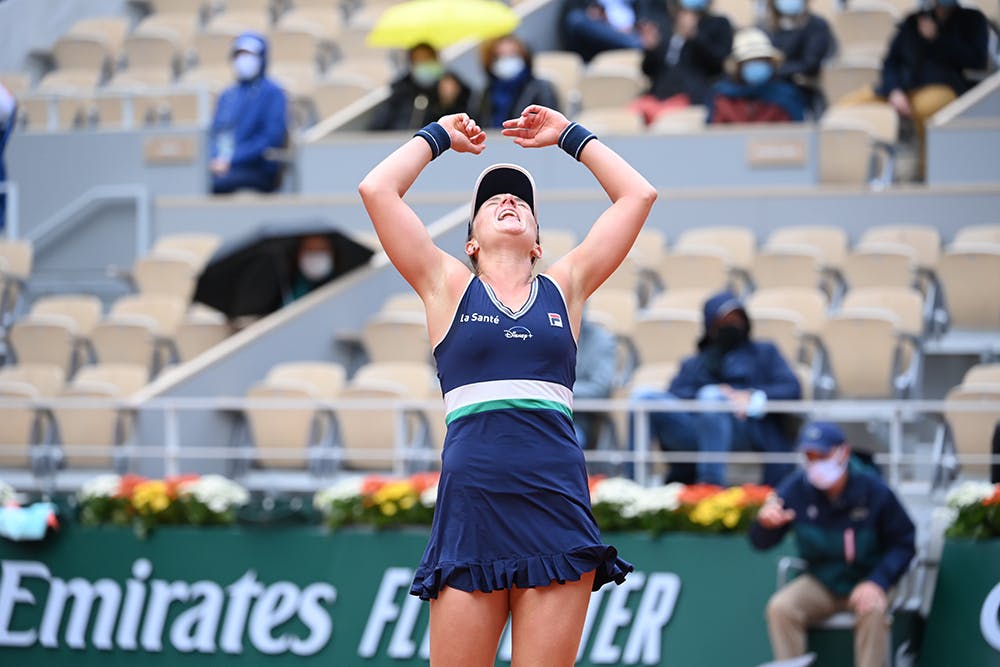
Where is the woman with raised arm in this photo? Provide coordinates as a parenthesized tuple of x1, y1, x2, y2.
(358, 105, 657, 667)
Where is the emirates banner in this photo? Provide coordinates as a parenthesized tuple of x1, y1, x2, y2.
(1, 525, 799, 665)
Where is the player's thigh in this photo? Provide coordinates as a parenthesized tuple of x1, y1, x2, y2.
(429, 585, 510, 667)
(509, 571, 596, 667)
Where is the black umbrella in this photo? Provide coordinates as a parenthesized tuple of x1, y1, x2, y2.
(193, 220, 375, 318)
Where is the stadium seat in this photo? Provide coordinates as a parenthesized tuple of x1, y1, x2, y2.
(206, 11, 271, 35)
(818, 309, 920, 398)
(937, 382, 1000, 481)
(936, 244, 1000, 330)
(8, 315, 83, 377)
(148, 0, 207, 15)
(746, 287, 829, 337)
(0, 239, 33, 327)
(175, 306, 232, 362)
(843, 242, 917, 289)
(0, 364, 65, 468)
(841, 286, 924, 336)
(860, 225, 941, 270)
(822, 103, 899, 186)
(573, 108, 645, 134)
(379, 291, 424, 315)
(536, 228, 578, 272)
(245, 361, 346, 471)
(587, 49, 644, 73)
(766, 225, 848, 270)
(830, 7, 899, 60)
(268, 27, 322, 68)
(750, 307, 806, 366)
(134, 13, 201, 54)
(751, 245, 824, 291)
(91, 295, 187, 374)
(713, 0, 760, 28)
(821, 58, 881, 106)
(121, 33, 182, 77)
(818, 125, 879, 186)
(599, 255, 654, 297)
(534, 50, 584, 115)
(953, 223, 1000, 246)
(132, 253, 200, 302)
(361, 311, 432, 364)
(630, 229, 668, 271)
(656, 247, 731, 292)
(150, 233, 222, 270)
(312, 76, 379, 120)
(0, 72, 30, 96)
(588, 287, 640, 337)
(336, 361, 440, 470)
(646, 287, 713, 318)
(53, 363, 147, 469)
(648, 106, 708, 134)
(675, 226, 756, 275)
(29, 293, 102, 340)
(579, 71, 644, 112)
(963, 363, 1000, 385)
(325, 56, 396, 85)
(632, 310, 701, 366)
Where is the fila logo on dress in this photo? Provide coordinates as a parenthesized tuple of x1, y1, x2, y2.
(548, 313, 563, 327)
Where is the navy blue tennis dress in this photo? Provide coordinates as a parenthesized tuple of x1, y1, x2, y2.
(410, 273, 633, 600)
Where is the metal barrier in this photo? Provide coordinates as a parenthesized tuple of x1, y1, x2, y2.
(0, 396, 997, 492)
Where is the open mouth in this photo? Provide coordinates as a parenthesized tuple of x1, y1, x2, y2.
(498, 208, 519, 221)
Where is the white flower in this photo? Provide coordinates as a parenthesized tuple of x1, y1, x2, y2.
(420, 483, 438, 508)
(931, 505, 959, 529)
(179, 475, 249, 514)
(631, 483, 685, 516)
(0, 481, 15, 504)
(313, 476, 365, 512)
(591, 477, 645, 507)
(78, 474, 122, 501)
(945, 481, 997, 509)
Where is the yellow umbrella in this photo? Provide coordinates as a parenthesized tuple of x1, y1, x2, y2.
(367, 0, 521, 50)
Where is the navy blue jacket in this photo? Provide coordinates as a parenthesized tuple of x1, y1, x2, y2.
(749, 462, 916, 596)
(877, 6, 989, 97)
(209, 33, 287, 182)
(669, 338, 802, 453)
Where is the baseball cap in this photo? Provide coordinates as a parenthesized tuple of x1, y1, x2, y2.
(797, 422, 847, 454)
(470, 163, 537, 232)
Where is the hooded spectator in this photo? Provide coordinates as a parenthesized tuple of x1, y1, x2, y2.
(708, 27, 806, 123)
(632, 290, 802, 486)
(209, 32, 288, 194)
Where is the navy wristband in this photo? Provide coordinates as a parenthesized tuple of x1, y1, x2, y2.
(558, 122, 597, 160)
(414, 122, 451, 160)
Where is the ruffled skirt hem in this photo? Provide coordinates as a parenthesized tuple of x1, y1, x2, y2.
(409, 544, 634, 601)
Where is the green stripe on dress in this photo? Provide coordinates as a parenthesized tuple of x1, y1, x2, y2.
(445, 398, 573, 424)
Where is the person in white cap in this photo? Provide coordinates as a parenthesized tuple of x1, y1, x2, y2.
(359, 105, 656, 666)
(707, 27, 806, 123)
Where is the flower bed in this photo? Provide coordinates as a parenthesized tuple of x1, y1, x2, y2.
(313, 473, 773, 535)
(77, 473, 250, 537)
(941, 481, 1000, 539)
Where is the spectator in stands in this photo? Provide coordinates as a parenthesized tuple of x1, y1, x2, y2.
(707, 27, 807, 123)
(471, 35, 561, 129)
(839, 0, 989, 180)
(760, 0, 836, 117)
(634, 290, 801, 486)
(209, 33, 288, 195)
(368, 43, 471, 131)
(750, 422, 917, 667)
(573, 314, 618, 454)
(560, 0, 666, 62)
(287, 235, 338, 302)
(630, 0, 733, 125)
(0, 81, 16, 231)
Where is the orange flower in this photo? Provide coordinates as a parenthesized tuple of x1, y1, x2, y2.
(679, 484, 724, 505)
(117, 474, 148, 499)
(409, 472, 440, 494)
(361, 476, 391, 496)
(588, 474, 607, 497)
(984, 487, 1000, 507)
(739, 484, 773, 507)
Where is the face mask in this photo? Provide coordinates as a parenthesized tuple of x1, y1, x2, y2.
(775, 0, 805, 15)
(491, 55, 526, 81)
(232, 53, 262, 81)
(299, 252, 333, 281)
(714, 324, 747, 351)
(805, 447, 848, 490)
(411, 61, 444, 88)
(741, 60, 774, 86)
(680, 0, 708, 10)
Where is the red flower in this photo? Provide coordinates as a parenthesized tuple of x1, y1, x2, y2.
(165, 474, 200, 498)
(984, 487, 1000, 507)
(361, 476, 391, 496)
(739, 484, 773, 507)
(588, 474, 607, 497)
